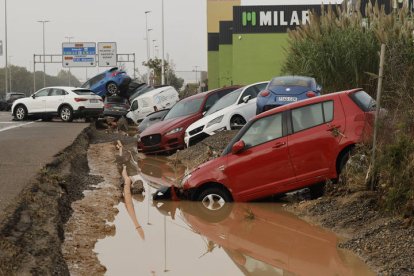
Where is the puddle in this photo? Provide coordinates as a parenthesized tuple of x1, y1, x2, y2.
(95, 156, 375, 276)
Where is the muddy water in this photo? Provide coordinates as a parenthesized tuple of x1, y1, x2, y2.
(95, 156, 375, 276)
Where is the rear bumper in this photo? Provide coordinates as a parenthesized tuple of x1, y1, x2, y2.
(74, 107, 103, 117)
(103, 110, 128, 117)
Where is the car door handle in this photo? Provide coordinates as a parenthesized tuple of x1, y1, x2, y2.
(272, 142, 286, 149)
(327, 124, 341, 131)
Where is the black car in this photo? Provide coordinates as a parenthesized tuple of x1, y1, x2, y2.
(137, 109, 170, 133)
(103, 96, 130, 118)
(0, 92, 26, 111)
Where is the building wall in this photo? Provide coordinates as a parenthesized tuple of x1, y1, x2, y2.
(232, 33, 289, 85)
(208, 51, 220, 90)
(219, 44, 233, 86)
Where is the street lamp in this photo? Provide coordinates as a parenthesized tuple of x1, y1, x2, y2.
(145, 11, 151, 84)
(8, 56, 11, 91)
(152, 39, 156, 58)
(37, 20, 50, 88)
(161, 0, 165, 85)
(193, 66, 199, 85)
(65, 36, 74, 86)
(4, 0, 8, 94)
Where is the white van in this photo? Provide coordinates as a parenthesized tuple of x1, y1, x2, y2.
(126, 86, 179, 124)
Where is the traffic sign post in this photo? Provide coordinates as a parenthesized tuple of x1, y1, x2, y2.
(98, 42, 117, 67)
(62, 42, 96, 67)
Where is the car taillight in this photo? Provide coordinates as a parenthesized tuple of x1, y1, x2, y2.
(306, 91, 316, 98)
(259, 90, 270, 97)
(111, 71, 120, 77)
(74, 98, 88, 102)
(104, 104, 112, 108)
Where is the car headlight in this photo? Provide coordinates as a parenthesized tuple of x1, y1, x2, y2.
(166, 127, 183, 135)
(206, 115, 224, 128)
(181, 173, 192, 186)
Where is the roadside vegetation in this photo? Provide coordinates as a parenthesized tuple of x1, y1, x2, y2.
(282, 2, 414, 216)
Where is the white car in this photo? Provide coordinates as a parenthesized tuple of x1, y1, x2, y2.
(126, 86, 179, 124)
(184, 81, 268, 147)
(12, 87, 104, 122)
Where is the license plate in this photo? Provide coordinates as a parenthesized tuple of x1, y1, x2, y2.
(90, 99, 99, 103)
(277, 96, 298, 102)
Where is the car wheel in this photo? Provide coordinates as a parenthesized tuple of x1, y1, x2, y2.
(196, 187, 233, 222)
(106, 82, 119, 95)
(309, 182, 325, 199)
(14, 105, 28, 121)
(230, 115, 247, 130)
(59, 106, 73, 122)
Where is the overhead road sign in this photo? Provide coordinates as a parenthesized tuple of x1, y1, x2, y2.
(98, 42, 117, 67)
(62, 42, 96, 67)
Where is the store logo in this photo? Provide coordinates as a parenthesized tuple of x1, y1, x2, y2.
(242, 11, 257, 26)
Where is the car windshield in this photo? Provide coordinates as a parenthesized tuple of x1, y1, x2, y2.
(130, 86, 154, 100)
(205, 89, 242, 116)
(269, 77, 312, 89)
(72, 89, 95, 95)
(351, 91, 376, 111)
(163, 98, 204, 120)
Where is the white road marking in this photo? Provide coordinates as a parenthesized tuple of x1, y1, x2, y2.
(0, 121, 37, 133)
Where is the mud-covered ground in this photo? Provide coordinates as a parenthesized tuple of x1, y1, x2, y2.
(170, 130, 414, 275)
(0, 124, 136, 275)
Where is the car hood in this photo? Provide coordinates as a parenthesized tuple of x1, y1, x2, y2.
(269, 86, 312, 96)
(13, 97, 31, 106)
(140, 113, 201, 136)
(187, 105, 235, 132)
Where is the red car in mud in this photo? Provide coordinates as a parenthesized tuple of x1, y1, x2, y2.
(137, 86, 240, 154)
(181, 89, 375, 206)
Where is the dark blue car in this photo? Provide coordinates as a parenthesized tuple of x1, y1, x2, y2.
(81, 67, 131, 97)
(256, 76, 321, 114)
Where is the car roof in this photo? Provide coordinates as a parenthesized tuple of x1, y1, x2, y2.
(185, 85, 243, 100)
(256, 88, 363, 119)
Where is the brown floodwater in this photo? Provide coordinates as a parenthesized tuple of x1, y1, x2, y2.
(94, 156, 375, 276)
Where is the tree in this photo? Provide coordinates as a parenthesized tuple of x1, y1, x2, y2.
(142, 58, 184, 90)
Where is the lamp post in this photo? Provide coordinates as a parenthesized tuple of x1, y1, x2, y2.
(37, 20, 50, 88)
(152, 39, 156, 58)
(4, 0, 8, 94)
(65, 36, 74, 86)
(145, 11, 151, 84)
(161, 0, 165, 85)
(8, 56, 11, 91)
(193, 66, 199, 85)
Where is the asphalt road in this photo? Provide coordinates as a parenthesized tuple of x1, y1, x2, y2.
(0, 111, 89, 214)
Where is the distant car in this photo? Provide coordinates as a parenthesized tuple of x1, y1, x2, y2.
(12, 87, 103, 122)
(126, 86, 179, 124)
(181, 89, 375, 205)
(103, 96, 130, 118)
(185, 81, 268, 147)
(137, 109, 170, 133)
(256, 76, 321, 114)
(138, 86, 241, 154)
(0, 92, 26, 111)
(81, 67, 131, 97)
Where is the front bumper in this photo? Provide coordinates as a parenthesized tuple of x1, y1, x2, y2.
(138, 131, 185, 154)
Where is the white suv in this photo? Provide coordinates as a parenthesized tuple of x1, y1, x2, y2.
(12, 87, 104, 122)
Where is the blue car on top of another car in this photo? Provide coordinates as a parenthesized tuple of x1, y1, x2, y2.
(256, 75, 321, 114)
(81, 67, 131, 97)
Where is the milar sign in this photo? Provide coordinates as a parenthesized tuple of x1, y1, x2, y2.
(233, 5, 329, 34)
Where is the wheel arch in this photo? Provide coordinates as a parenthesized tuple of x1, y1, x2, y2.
(192, 182, 233, 202)
(13, 103, 28, 116)
(58, 103, 74, 112)
(336, 143, 356, 174)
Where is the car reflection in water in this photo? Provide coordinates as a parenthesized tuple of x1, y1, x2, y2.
(153, 200, 373, 276)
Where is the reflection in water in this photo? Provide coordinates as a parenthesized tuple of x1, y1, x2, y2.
(95, 157, 374, 276)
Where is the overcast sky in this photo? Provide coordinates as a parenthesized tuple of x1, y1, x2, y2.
(0, 0, 341, 82)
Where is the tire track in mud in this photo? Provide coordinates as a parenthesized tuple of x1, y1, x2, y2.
(62, 143, 122, 275)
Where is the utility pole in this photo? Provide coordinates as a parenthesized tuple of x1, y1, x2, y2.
(4, 0, 8, 94)
(193, 66, 199, 85)
(145, 11, 151, 84)
(8, 56, 11, 91)
(161, 0, 165, 85)
(65, 36, 74, 86)
(152, 39, 156, 58)
(37, 20, 50, 88)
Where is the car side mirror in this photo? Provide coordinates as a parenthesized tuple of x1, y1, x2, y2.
(31, 94, 36, 99)
(231, 140, 245, 154)
(202, 111, 206, 116)
(316, 84, 322, 94)
(242, 95, 251, 103)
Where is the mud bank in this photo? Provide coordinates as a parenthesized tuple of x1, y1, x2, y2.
(0, 128, 94, 275)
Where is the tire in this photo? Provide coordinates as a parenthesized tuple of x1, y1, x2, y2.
(106, 82, 119, 96)
(309, 182, 325, 199)
(337, 150, 352, 174)
(196, 187, 233, 222)
(14, 105, 28, 121)
(230, 115, 247, 130)
(59, 106, 73, 122)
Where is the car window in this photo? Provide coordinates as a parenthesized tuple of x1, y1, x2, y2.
(131, 100, 138, 111)
(255, 82, 268, 92)
(204, 94, 219, 112)
(239, 86, 257, 104)
(292, 103, 326, 132)
(323, 101, 334, 122)
(350, 91, 376, 112)
(49, 89, 65, 96)
(205, 89, 242, 116)
(269, 77, 314, 90)
(35, 89, 49, 97)
(217, 88, 236, 98)
(72, 89, 95, 95)
(240, 113, 283, 149)
(164, 98, 204, 120)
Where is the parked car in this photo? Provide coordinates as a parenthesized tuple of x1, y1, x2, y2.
(185, 81, 268, 147)
(256, 76, 321, 114)
(181, 89, 375, 206)
(127, 86, 179, 125)
(12, 87, 103, 122)
(81, 67, 131, 97)
(137, 109, 170, 133)
(0, 92, 26, 111)
(103, 96, 130, 118)
(138, 86, 241, 154)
